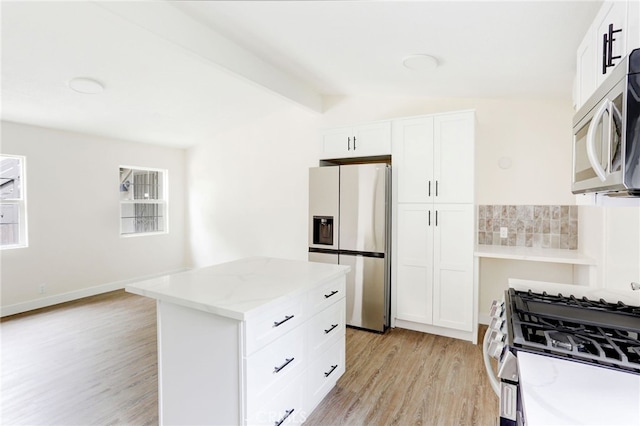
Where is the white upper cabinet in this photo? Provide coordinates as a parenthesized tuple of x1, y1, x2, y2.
(394, 111, 475, 204)
(575, 0, 640, 109)
(596, 1, 629, 86)
(394, 116, 435, 203)
(575, 34, 597, 109)
(319, 121, 391, 160)
(434, 112, 475, 204)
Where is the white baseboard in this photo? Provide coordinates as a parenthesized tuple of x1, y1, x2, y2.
(394, 318, 477, 344)
(1, 268, 188, 317)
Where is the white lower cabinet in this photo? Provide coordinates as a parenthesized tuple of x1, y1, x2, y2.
(395, 203, 475, 333)
(603, 207, 640, 291)
(305, 334, 346, 413)
(246, 376, 305, 426)
(156, 276, 346, 425)
(245, 326, 306, 415)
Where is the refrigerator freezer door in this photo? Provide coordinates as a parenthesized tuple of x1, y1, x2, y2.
(309, 166, 339, 250)
(308, 252, 339, 265)
(340, 254, 387, 332)
(339, 164, 388, 254)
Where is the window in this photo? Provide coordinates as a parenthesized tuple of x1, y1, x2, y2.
(1, 155, 27, 248)
(119, 167, 167, 236)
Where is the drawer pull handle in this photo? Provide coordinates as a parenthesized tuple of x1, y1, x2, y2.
(273, 315, 294, 328)
(274, 357, 294, 373)
(324, 290, 339, 299)
(324, 364, 338, 377)
(274, 408, 294, 426)
(324, 323, 339, 334)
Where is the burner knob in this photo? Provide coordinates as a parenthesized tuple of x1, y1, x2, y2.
(489, 300, 505, 318)
(489, 316, 505, 331)
(489, 329, 504, 343)
(488, 339, 504, 359)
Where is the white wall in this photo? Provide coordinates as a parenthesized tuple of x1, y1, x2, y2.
(1, 121, 187, 314)
(186, 105, 320, 267)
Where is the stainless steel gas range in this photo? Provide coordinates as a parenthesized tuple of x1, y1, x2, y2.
(483, 282, 640, 425)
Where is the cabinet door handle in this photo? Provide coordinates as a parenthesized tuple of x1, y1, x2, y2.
(324, 290, 339, 299)
(353, 136, 357, 150)
(347, 137, 351, 151)
(324, 364, 338, 377)
(603, 24, 623, 74)
(324, 323, 339, 334)
(274, 357, 295, 373)
(273, 315, 294, 328)
(435, 180, 439, 197)
(608, 24, 622, 65)
(602, 32, 608, 74)
(436, 210, 438, 227)
(274, 409, 295, 426)
(428, 210, 431, 226)
(428, 180, 431, 197)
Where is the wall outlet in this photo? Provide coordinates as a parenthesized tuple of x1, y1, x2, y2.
(38, 283, 47, 294)
(500, 227, 508, 238)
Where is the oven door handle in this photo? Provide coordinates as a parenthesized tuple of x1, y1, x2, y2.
(482, 326, 501, 396)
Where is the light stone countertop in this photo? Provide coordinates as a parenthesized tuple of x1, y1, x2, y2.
(518, 351, 640, 426)
(126, 257, 350, 321)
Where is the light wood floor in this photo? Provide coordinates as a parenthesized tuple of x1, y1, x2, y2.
(1, 290, 497, 425)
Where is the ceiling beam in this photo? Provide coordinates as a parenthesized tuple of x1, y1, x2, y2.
(94, 1, 323, 113)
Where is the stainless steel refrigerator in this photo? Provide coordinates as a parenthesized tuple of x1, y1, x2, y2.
(308, 163, 390, 332)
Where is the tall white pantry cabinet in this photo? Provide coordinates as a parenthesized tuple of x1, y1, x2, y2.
(392, 111, 476, 342)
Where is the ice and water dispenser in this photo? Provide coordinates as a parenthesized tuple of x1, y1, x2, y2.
(312, 216, 334, 245)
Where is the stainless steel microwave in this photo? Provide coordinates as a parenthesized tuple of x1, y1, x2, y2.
(572, 48, 640, 197)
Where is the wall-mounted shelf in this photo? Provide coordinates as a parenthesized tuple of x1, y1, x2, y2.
(474, 245, 597, 265)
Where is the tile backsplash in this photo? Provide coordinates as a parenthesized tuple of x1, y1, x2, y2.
(477, 205, 578, 250)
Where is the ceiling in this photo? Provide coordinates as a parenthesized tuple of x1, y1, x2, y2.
(1, 1, 602, 148)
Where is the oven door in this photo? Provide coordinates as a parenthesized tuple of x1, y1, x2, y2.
(573, 79, 625, 194)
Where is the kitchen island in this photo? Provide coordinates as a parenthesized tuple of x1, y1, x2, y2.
(126, 257, 350, 426)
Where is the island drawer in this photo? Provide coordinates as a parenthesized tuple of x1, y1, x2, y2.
(306, 333, 345, 411)
(245, 325, 305, 413)
(246, 373, 305, 426)
(245, 296, 305, 356)
(306, 300, 345, 357)
(306, 276, 345, 317)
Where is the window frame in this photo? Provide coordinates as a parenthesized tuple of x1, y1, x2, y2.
(119, 165, 169, 237)
(0, 154, 28, 250)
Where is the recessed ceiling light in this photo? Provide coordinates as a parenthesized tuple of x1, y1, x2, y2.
(402, 54, 439, 71)
(68, 77, 104, 94)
